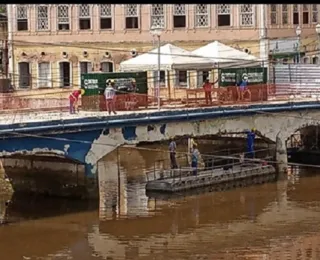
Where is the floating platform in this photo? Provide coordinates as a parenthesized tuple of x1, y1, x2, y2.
(145, 163, 276, 194)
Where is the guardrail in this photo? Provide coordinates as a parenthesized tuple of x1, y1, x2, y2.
(0, 83, 319, 114)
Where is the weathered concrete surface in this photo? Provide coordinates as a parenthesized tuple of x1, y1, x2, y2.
(0, 160, 13, 196)
(0, 98, 316, 126)
(2, 157, 97, 199)
(92, 109, 320, 153)
(276, 134, 288, 173)
(0, 100, 319, 178)
(0, 100, 319, 198)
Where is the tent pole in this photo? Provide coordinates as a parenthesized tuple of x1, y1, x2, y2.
(157, 35, 161, 110)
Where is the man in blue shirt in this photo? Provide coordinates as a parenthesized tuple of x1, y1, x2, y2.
(246, 128, 256, 158)
(191, 144, 200, 176)
(237, 74, 249, 101)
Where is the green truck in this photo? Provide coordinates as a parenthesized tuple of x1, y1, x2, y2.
(80, 71, 148, 111)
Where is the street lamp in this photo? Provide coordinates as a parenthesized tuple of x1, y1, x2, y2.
(316, 24, 320, 61)
(150, 25, 163, 111)
(295, 26, 302, 63)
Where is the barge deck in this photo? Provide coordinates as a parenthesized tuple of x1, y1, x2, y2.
(145, 163, 276, 194)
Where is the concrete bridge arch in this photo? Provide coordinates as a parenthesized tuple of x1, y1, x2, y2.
(94, 110, 320, 170)
(1, 103, 320, 198)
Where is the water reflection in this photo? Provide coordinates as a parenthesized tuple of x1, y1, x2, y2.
(93, 147, 320, 259)
(2, 145, 320, 259)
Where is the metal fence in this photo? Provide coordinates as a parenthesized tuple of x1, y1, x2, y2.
(270, 64, 320, 97)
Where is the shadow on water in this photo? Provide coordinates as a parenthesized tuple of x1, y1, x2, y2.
(1, 193, 99, 224)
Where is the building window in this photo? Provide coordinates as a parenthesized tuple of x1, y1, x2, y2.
(176, 70, 187, 86)
(197, 71, 209, 87)
(57, 5, 70, 31)
(293, 4, 299, 25)
(100, 62, 114, 72)
(80, 61, 92, 75)
(125, 4, 139, 29)
(153, 71, 166, 87)
(281, 4, 288, 25)
(16, 5, 28, 31)
(303, 4, 309, 24)
(195, 4, 209, 28)
(303, 56, 310, 64)
(37, 5, 49, 31)
(59, 62, 71, 88)
(18, 62, 31, 88)
(173, 4, 186, 28)
(79, 4, 91, 30)
(240, 4, 254, 26)
(100, 4, 112, 30)
(312, 56, 319, 64)
(270, 5, 278, 25)
(312, 5, 318, 23)
(38, 62, 51, 88)
(217, 4, 231, 26)
(151, 4, 165, 28)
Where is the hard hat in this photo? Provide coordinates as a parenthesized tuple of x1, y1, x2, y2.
(251, 128, 256, 132)
(131, 78, 136, 83)
(110, 79, 115, 83)
(80, 89, 85, 95)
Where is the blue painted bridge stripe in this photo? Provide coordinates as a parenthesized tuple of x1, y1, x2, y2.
(0, 101, 319, 135)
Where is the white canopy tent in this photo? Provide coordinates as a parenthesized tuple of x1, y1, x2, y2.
(119, 43, 216, 72)
(192, 41, 261, 68)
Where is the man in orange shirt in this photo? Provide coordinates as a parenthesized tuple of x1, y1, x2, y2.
(69, 89, 84, 114)
(202, 78, 212, 105)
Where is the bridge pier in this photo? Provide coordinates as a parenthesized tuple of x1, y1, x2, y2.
(276, 134, 288, 174)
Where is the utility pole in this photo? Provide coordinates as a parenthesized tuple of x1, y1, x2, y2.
(6, 5, 14, 85)
(259, 5, 268, 68)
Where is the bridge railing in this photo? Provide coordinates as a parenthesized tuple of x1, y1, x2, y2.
(0, 83, 318, 114)
(146, 147, 274, 182)
(0, 89, 71, 114)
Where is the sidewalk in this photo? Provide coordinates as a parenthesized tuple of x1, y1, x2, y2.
(0, 97, 317, 127)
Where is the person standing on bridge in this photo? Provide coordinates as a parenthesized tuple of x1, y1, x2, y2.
(202, 78, 212, 105)
(104, 79, 117, 115)
(69, 89, 84, 114)
(169, 138, 178, 169)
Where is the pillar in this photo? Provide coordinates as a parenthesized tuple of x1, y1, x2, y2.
(0, 160, 13, 195)
(276, 134, 288, 173)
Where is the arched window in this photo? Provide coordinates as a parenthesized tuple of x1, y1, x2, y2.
(59, 61, 71, 88)
(18, 62, 31, 88)
(100, 61, 114, 72)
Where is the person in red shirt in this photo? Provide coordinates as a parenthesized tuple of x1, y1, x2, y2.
(69, 89, 84, 114)
(202, 78, 212, 105)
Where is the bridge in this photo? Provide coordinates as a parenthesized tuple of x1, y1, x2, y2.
(1, 99, 320, 198)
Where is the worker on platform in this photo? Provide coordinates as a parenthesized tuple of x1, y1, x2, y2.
(69, 89, 84, 114)
(191, 144, 200, 176)
(169, 137, 178, 169)
(202, 78, 212, 105)
(104, 79, 117, 115)
(246, 128, 256, 158)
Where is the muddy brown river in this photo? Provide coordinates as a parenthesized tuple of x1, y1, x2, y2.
(1, 145, 320, 260)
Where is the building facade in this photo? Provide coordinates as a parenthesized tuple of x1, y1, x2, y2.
(5, 4, 320, 92)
